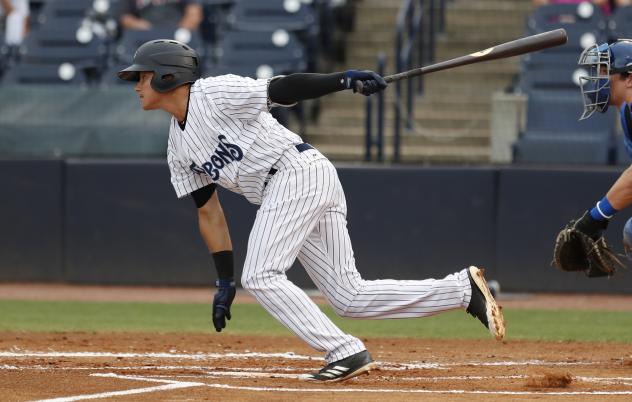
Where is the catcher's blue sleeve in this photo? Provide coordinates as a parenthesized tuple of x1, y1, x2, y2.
(621, 103, 632, 158)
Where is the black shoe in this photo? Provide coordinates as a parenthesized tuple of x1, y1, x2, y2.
(305, 350, 377, 382)
(466, 266, 506, 341)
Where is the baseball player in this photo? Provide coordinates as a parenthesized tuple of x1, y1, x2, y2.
(118, 39, 505, 382)
(554, 39, 632, 277)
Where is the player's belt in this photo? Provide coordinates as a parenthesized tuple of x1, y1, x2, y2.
(265, 143, 314, 185)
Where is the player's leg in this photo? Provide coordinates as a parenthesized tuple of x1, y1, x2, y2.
(241, 157, 365, 364)
(297, 204, 504, 339)
(298, 209, 470, 318)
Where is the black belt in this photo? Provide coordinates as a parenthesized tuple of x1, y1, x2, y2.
(266, 143, 313, 181)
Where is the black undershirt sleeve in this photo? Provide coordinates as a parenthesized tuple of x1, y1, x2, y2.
(268, 72, 347, 105)
(191, 183, 217, 208)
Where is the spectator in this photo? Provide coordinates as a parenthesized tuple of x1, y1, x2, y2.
(532, 0, 631, 15)
(119, 0, 203, 31)
(0, 0, 29, 45)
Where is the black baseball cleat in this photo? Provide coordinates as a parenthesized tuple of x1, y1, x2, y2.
(466, 266, 506, 341)
(305, 350, 377, 382)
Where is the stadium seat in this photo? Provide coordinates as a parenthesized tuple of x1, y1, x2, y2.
(518, 4, 609, 94)
(513, 133, 611, 165)
(524, 90, 613, 133)
(36, 0, 91, 26)
(225, 0, 316, 32)
(513, 90, 616, 164)
(207, 30, 307, 79)
(609, 6, 632, 39)
(19, 25, 108, 68)
(518, 64, 587, 92)
(527, 3, 607, 35)
(2, 63, 88, 85)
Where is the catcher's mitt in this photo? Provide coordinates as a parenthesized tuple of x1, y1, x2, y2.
(553, 213, 624, 277)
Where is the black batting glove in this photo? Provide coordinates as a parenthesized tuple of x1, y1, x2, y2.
(573, 210, 608, 241)
(212, 279, 236, 332)
(343, 70, 388, 96)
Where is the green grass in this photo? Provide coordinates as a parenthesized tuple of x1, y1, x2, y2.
(1, 300, 631, 342)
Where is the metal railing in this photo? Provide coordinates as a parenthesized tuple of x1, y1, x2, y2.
(364, 0, 446, 163)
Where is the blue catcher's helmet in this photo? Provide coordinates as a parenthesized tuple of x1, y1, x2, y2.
(578, 39, 632, 119)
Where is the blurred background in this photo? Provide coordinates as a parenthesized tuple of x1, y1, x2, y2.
(1, 0, 631, 294)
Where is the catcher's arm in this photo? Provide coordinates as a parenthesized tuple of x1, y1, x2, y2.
(606, 164, 632, 211)
(194, 187, 236, 332)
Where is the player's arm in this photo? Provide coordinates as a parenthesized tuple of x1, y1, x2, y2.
(562, 165, 632, 244)
(268, 71, 387, 106)
(0, 0, 14, 15)
(192, 184, 236, 332)
(179, 2, 203, 31)
(605, 165, 632, 210)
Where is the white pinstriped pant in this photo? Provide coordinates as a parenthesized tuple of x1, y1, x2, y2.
(241, 147, 473, 363)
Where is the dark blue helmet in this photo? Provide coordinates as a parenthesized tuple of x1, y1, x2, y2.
(117, 39, 201, 93)
(609, 39, 632, 74)
(578, 39, 632, 119)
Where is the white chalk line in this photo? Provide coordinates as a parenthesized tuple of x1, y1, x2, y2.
(92, 373, 632, 396)
(0, 351, 314, 361)
(32, 373, 204, 402)
(0, 351, 603, 370)
(3, 356, 630, 400)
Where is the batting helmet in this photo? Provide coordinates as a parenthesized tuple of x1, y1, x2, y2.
(117, 39, 201, 93)
(578, 39, 632, 119)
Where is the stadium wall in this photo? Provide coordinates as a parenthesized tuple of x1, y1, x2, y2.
(0, 160, 629, 293)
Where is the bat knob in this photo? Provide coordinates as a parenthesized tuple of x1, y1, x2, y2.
(353, 80, 364, 94)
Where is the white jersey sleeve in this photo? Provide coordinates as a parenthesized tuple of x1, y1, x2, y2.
(168, 133, 214, 198)
(204, 74, 270, 120)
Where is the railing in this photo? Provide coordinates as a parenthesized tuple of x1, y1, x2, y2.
(364, 0, 446, 163)
(365, 53, 386, 162)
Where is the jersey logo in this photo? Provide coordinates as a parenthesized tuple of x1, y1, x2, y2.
(190, 135, 243, 180)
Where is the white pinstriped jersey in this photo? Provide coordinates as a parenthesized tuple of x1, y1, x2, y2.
(167, 74, 302, 204)
(163, 73, 480, 366)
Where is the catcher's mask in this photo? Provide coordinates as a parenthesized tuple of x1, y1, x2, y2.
(117, 39, 201, 93)
(578, 39, 632, 120)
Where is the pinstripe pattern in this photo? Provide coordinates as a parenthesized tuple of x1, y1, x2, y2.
(167, 76, 475, 365)
(242, 147, 472, 363)
(167, 75, 302, 204)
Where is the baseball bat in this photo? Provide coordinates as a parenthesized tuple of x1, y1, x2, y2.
(355, 28, 568, 92)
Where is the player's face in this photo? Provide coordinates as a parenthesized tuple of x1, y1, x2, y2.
(609, 73, 632, 109)
(135, 72, 161, 110)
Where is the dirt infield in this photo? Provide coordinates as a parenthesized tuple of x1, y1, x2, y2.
(2, 284, 632, 401)
(2, 333, 632, 401)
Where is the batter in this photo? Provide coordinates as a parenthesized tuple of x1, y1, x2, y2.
(118, 39, 505, 382)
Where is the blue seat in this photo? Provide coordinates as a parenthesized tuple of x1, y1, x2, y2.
(20, 25, 108, 68)
(524, 90, 613, 134)
(513, 89, 616, 164)
(514, 133, 611, 165)
(207, 30, 307, 78)
(526, 3, 608, 56)
(518, 65, 586, 92)
(225, 0, 316, 32)
(2, 63, 87, 85)
(527, 3, 607, 33)
(36, 0, 91, 25)
(609, 6, 632, 39)
(113, 28, 205, 65)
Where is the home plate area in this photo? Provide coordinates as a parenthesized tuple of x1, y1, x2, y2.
(1, 335, 632, 401)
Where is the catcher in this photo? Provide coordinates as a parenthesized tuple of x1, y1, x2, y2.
(553, 39, 632, 277)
